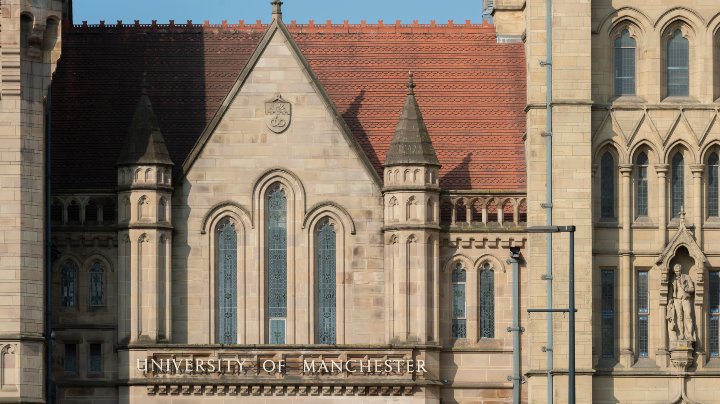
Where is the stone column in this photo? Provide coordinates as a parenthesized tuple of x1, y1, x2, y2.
(619, 165, 634, 366)
(656, 165, 669, 246)
(690, 165, 704, 244)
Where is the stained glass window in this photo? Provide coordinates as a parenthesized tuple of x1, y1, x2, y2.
(267, 186, 287, 344)
(451, 263, 467, 339)
(637, 271, 649, 357)
(667, 30, 689, 97)
(672, 153, 685, 218)
(615, 30, 636, 96)
(89, 260, 105, 307)
(635, 152, 649, 218)
(89, 343, 102, 373)
(217, 219, 237, 344)
(708, 153, 719, 217)
(601, 269, 615, 358)
(61, 260, 78, 307)
(709, 272, 720, 357)
(601, 152, 615, 219)
(316, 220, 336, 344)
(480, 264, 495, 339)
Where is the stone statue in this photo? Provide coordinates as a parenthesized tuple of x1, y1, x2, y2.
(666, 263, 696, 342)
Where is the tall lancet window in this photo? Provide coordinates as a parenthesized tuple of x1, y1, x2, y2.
(451, 263, 467, 339)
(635, 152, 649, 218)
(667, 30, 689, 97)
(89, 260, 105, 307)
(480, 263, 495, 338)
(316, 219, 336, 344)
(61, 260, 78, 307)
(614, 29, 636, 96)
(708, 152, 719, 217)
(216, 219, 237, 344)
(672, 153, 685, 218)
(709, 271, 720, 357)
(267, 186, 287, 344)
(601, 151, 615, 219)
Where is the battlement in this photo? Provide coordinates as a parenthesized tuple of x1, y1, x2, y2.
(73, 18, 494, 34)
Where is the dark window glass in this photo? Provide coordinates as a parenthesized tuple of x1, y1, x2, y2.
(638, 271, 649, 357)
(672, 153, 685, 218)
(89, 343, 102, 373)
(316, 220, 336, 344)
(64, 344, 77, 373)
(709, 153, 719, 217)
(667, 30, 689, 97)
(601, 152, 615, 219)
(601, 270, 615, 358)
(635, 152, 649, 218)
(614, 30, 636, 95)
(451, 263, 467, 339)
(216, 219, 237, 344)
(480, 264, 494, 339)
(709, 272, 720, 357)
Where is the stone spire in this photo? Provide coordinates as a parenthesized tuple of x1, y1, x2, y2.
(117, 74, 173, 166)
(384, 72, 440, 167)
(271, 0, 283, 20)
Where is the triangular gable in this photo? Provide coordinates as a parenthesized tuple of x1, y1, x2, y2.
(180, 18, 382, 187)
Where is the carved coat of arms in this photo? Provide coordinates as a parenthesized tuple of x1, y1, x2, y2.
(265, 94, 291, 133)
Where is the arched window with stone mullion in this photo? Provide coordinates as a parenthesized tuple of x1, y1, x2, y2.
(315, 219, 336, 344)
(480, 263, 495, 339)
(667, 30, 689, 97)
(216, 219, 237, 344)
(708, 152, 719, 218)
(671, 153, 685, 218)
(614, 29, 636, 96)
(267, 186, 288, 344)
(635, 152, 649, 218)
(89, 260, 105, 307)
(600, 151, 616, 219)
(451, 263, 467, 339)
(60, 260, 79, 308)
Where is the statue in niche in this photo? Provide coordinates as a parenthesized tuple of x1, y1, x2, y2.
(666, 263, 696, 342)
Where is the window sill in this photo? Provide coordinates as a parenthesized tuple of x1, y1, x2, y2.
(611, 95, 646, 105)
(632, 218, 657, 229)
(662, 96, 699, 104)
(703, 217, 720, 228)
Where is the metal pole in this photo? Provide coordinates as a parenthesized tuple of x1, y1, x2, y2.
(508, 248, 522, 404)
(45, 87, 54, 404)
(544, 0, 555, 401)
(568, 229, 575, 404)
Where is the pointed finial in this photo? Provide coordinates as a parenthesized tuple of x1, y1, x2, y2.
(407, 71, 415, 95)
(271, 0, 283, 19)
(140, 72, 148, 95)
(680, 206, 686, 227)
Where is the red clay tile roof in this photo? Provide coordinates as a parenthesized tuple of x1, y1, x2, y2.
(51, 21, 526, 192)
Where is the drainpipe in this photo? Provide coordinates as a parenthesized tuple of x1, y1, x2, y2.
(541, 0, 555, 402)
(507, 247, 523, 404)
(45, 87, 54, 403)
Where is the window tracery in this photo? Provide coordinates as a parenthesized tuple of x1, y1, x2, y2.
(316, 219, 336, 344)
(267, 185, 288, 344)
(216, 218, 237, 344)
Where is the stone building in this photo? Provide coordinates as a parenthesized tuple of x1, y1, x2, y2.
(2, 0, 720, 403)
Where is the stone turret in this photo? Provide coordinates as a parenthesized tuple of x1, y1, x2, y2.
(383, 73, 441, 343)
(116, 76, 174, 344)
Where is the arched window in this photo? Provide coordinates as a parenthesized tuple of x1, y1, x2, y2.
(480, 263, 495, 339)
(709, 152, 719, 217)
(635, 152, 649, 218)
(667, 29, 689, 97)
(451, 263, 467, 339)
(60, 260, 78, 307)
(267, 186, 287, 344)
(601, 152, 615, 219)
(316, 219, 336, 344)
(216, 219, 237, 344)
(614, 29, 636, 96)
(89, 261, 105, 307)
(158, 198, 167, 222)
(672, 152, 685, 218)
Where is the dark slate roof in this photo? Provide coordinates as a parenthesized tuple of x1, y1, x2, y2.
(384, 73, 440, 167)
(117, 77, 173, 166)
(51, 20, 526, 191)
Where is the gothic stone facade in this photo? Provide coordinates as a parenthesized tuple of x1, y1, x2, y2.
(3, 0, 720, 403)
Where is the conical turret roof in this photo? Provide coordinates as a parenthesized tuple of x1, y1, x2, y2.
(384, 72, 440, 167)
(117, 75, 173, 166)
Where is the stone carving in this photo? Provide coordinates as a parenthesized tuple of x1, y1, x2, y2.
(265, 94, 291, 133)
(666, 263, 696, 342)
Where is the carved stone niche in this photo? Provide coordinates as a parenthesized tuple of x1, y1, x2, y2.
(654, 216, 708, 370)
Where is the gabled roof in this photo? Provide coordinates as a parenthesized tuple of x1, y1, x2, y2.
(384, 73, 440, 167)
(51, 20, 526, 191)
(117, 76, 173, 166)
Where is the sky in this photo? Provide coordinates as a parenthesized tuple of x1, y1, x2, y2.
(73, 0, 487, 25)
